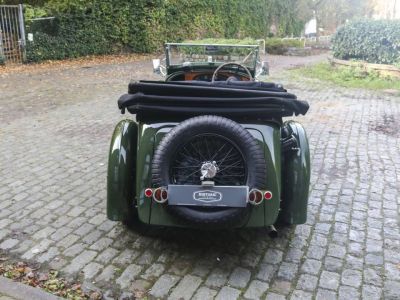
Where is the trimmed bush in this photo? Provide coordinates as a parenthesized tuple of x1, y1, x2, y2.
(26, 14, 114, 62)
(183, 38, 259, 46)
(25, 0, 306, 62)
(180, 38, 260, 57)
(265, 38, 303, 55)
(332, 20, 400, 65)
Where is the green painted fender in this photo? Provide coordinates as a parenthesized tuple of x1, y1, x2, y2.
(107, 119, 138, 221)
(280, 121, 311, 224)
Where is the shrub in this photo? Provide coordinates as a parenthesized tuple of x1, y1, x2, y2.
(26, 13, 115, 62)
(265, 38, 303, 55)
(181, 38, 261, 56)
(24, 0, 306, 62)
(24, 4, 47, 20)
(0, 55, 5, 65)
(332, 20, 400, 65)
(183, 38, 259, 46)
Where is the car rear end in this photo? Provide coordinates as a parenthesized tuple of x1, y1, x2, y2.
(135, 118, 282, 228)
(108, 80, 310, 229)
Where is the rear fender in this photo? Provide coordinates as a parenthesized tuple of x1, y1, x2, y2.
(107, 119, 138, 221)
(280, 121, 310, 224)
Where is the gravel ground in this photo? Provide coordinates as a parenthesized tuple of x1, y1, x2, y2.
(266, 53, 329, 74)
(1, 52, 400, 300)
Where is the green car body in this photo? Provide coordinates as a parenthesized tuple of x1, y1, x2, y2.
(107, 119, 310, 228)
(107, 43, 311, 229)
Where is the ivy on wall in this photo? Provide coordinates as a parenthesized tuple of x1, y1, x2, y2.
(25, 0, 305, 62)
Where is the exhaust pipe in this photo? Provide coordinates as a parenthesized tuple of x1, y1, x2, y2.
(268, 225, 278, 238)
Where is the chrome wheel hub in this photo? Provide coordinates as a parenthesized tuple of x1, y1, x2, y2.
(200, 161, 219, 180)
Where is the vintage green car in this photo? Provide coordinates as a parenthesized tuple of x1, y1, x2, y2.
(107, 43, 310, 233)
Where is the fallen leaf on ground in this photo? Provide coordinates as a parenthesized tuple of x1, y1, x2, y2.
(0, 53, 151, 76)
(0, 261, 94, 299)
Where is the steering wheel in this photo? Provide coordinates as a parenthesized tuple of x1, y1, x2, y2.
(211, 62, 253, 83)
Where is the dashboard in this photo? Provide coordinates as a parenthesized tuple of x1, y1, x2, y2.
(168, 71, 250, 82)
(188, 71, 250, 81)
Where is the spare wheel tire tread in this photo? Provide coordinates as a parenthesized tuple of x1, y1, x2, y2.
(151, 115, 267, 226)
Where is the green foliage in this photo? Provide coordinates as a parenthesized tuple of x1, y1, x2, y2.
(265, 38, 304, 55)
(291, 62, 400, 91)
(24, 4, 47, 20)
(0, 55, 5, 65)
(332, 20, 400, 65)
(25, 0, 306, 62)
(179, 38, 260, 57)
(26, 11, 115, 62)
(183, 38, 259, 46)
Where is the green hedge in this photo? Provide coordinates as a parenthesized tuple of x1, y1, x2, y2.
(26, 14, 114, 62)
(181, 38, 260, 56)
(179, 38, 305, 56)
(332, 20, 400, 65)
(183, 38, 259, 46)
(25, 0, 305, 62)
(265, 38, 303, 55)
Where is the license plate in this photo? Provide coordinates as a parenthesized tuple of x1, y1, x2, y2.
(167, 185, 249, 207)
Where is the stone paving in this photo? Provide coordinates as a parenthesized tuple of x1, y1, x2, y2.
(0, 55, 400, 299)
(0, 296, 15, 300)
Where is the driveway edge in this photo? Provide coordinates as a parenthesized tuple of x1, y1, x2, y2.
(0, 276, 62, 300)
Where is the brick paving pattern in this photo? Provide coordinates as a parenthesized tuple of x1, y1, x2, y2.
(0, 56, 399, 299)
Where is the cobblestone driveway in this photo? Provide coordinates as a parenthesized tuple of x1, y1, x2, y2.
(1, 56, 400, 300)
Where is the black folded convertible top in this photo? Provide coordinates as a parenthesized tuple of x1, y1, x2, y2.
(118, 80, 309, 121)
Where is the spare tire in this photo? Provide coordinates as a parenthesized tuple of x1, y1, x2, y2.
(152, 115, 267, 226)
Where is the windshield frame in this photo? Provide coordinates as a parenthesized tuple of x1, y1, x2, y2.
(164, 43, 260, 72)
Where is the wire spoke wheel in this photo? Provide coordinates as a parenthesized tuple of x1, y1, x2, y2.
(170, 134, 247, 186)
(152, 115, 266, 226)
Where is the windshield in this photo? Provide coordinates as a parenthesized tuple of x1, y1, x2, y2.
(165, 43, 259, 70)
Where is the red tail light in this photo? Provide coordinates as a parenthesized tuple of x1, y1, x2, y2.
(154, 188, 161, 201)
(249, 189, 263, 205)
(161, 189, 168, 201)
(144, 188, 153, 197)
(153, 187, 168, 203)
(264, 191, 273, 200)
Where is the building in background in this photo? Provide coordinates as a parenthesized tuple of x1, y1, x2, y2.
(304, 18, 317, 37)
(370, 0, 399, 19)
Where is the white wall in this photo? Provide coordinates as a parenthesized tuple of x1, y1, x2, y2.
(305, 18, 317, 35)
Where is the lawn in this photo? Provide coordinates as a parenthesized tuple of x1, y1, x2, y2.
(290, 62, 400, 92)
